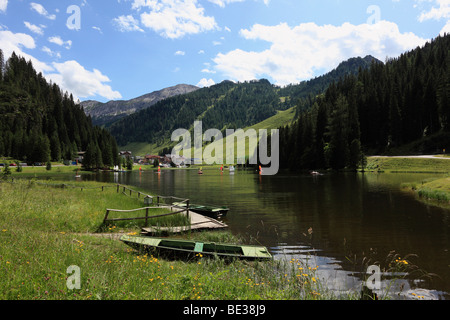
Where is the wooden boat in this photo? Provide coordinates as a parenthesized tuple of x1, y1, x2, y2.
(173, 202, 229, 218)
(120, 235, 272, 260)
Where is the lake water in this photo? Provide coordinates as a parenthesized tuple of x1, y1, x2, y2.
(76, 168, 450, 299)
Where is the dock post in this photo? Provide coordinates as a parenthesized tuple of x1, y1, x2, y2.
(187, 200, 190, 220)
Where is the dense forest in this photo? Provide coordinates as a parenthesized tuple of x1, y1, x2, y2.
(279, 34, 450, 171)
(0, 49, 120, 169)
(108, 56, 376, 148)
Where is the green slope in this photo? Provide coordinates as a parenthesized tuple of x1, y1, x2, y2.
(122, 107, 297, 159)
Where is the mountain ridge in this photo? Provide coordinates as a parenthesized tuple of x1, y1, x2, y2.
(81, 84, 199, 126)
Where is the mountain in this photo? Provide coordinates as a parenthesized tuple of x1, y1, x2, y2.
(108, 55, 380, 153)
(279, 55, 379, 99)
(81, 84, 199, 126)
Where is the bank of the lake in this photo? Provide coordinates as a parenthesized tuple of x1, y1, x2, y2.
(366, 156, 450, 207)
(366, 156, 450, 173)
(0, 179, 345, 300)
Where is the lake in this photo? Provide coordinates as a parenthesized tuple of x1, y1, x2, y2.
(76, 168, 450, 299)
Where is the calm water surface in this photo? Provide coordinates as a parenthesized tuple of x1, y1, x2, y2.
(79, 168, 450, 299)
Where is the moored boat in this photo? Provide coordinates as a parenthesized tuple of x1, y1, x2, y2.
(120, 235, 272, 260)
(174, 202, 229, 218)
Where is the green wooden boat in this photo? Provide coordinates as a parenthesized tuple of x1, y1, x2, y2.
(173, 202, 229, 219)
(120, 235, 272, 260)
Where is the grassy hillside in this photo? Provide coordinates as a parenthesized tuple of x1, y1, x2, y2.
(121, 106, 297, 160)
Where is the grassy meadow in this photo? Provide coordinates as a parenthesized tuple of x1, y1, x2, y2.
(0, 178, 343, 300)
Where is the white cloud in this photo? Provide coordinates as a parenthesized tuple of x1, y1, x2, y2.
(174, 50, 185, 55)
(42, 46, 61, 59)
(113, 15, 144, 32)
(48, 36, 72, 49)
(24, 21, 44, 35)
(418, 0, 450, 21)
(135, 0, 218, 39)
(201, 68, 216, 74)
(0, 0, 8, 12)
(207, 0, 269, 7)
(1, 30, 120, 101)
(46, 61, 122, 101)
(213, 21, 428, 86)
(30, 2, 56, 20)
(207, 0, 245, 8)
(0, 30, 53, 73)
(440, 20, 450, 34)
(92, 26, 103, 34)
(197, 78, 215, 87)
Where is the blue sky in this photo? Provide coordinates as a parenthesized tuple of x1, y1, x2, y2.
(0, 0, 449, 103)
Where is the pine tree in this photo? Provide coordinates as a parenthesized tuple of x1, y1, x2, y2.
(326, 95, 350, 170)
(0, 49, 4, 82)
(83, 142, 95, 170)
(50, 132, 61, 161)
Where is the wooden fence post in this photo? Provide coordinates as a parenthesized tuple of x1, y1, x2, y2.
(104, 209, 110, 224)
(145, 207, 149, 227)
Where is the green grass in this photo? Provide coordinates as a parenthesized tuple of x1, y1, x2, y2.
(412, 176, 450, 203)
(366, 156, 450, 173)
(0, 178, 341, 300)
(246, 107, 296, 132)
(2, 163, 83, 175)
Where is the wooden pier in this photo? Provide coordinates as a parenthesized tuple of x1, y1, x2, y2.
(141, 210, 228, 236)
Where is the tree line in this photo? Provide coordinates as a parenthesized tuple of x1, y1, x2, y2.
(0, 49, 120, 169)
(279, 34, 450, 171)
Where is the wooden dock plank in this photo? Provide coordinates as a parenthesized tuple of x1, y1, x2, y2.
(141, 210, 228, 235)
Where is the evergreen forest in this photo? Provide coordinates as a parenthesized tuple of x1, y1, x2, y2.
(0, 50, 120, 169)
(279, 34, 450, 171)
